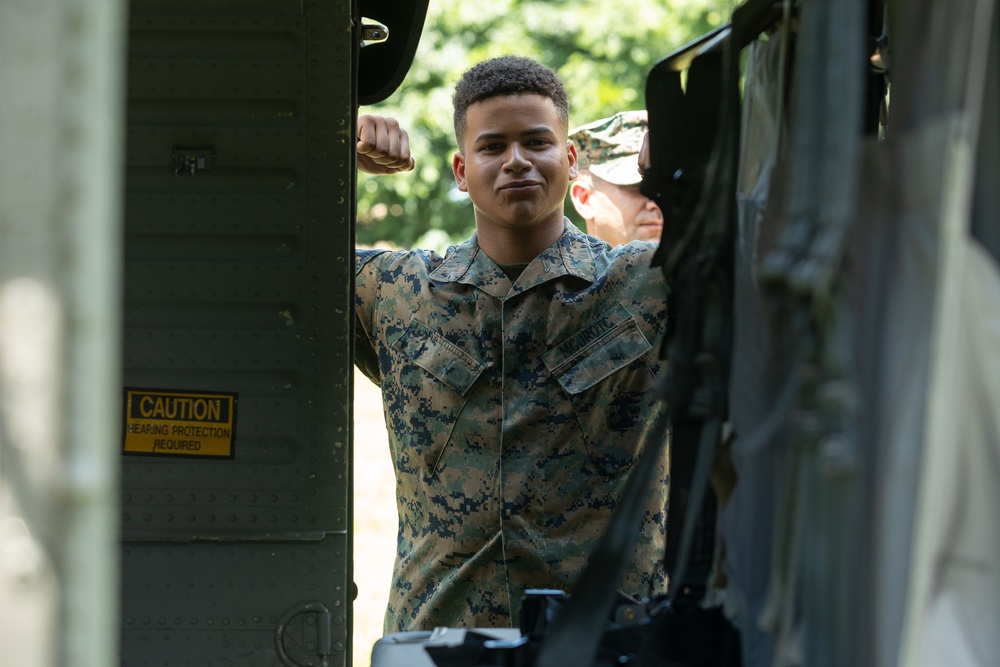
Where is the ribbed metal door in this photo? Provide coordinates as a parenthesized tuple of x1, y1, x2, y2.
(120, 1, 357, 665)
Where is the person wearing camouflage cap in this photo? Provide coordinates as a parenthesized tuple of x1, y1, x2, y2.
(355, 57, 670, 634)
(569, 110, 664, 246)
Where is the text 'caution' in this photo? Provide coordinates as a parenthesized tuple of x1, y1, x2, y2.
(123, 389, 238, 458)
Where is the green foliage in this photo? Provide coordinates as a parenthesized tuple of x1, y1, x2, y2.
(356, 0, 738, 250)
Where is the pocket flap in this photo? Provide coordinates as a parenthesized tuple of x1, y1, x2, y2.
(393, 319, 486, 395)
(543, 306, 652, 394)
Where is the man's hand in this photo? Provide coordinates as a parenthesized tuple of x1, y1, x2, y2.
(357, 114, 415, 175)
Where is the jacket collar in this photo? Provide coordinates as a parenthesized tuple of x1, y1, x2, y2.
(430, 219, 598, 299)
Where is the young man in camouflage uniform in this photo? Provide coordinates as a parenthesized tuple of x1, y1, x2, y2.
(569, 110, 665, 246)
(355, 55, 670, 633)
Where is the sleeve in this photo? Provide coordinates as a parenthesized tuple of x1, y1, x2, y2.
(354, 249, 389, 385)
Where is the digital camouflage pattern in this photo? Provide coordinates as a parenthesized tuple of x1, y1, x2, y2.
(569, 110, 648, 186)
(355, 221, 670, 632)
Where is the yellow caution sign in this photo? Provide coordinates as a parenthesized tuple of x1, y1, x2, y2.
(123, 388, 238, 458)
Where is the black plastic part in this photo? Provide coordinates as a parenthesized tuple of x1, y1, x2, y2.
(357, 0, 430, 105)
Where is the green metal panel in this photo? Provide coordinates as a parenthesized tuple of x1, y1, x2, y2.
(120, 0, 357, 664)
(121, 539, 351, 665)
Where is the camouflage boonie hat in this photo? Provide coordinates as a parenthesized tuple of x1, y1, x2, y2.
(569, 110, 648, 186)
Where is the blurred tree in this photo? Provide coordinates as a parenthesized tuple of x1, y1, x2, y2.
(356, 0, 738, 250)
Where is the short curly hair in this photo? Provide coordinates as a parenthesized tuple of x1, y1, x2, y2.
(453, 55, 570, 149)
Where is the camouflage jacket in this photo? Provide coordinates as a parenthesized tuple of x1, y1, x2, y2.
(354, 221, 670, 632)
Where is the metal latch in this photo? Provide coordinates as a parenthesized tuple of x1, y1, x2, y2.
(275, 600, 341, 667)
(172, 147, 215, 176)
(360, 19, 389, 47)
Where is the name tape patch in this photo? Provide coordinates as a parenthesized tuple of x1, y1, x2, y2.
(123, 388, 238, 458)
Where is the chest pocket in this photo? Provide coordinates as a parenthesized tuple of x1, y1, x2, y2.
(391, 319, 486, 476)
(543, 304, 656, 479)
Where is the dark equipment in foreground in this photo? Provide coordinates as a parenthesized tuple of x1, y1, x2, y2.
(416, 0, 1000, 665)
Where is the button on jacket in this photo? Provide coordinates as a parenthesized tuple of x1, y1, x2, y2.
(354, 220, 670, 632)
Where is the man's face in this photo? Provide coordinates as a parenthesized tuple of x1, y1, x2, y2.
(577, 174, 663, 246)
(453, 94, 578, 240)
